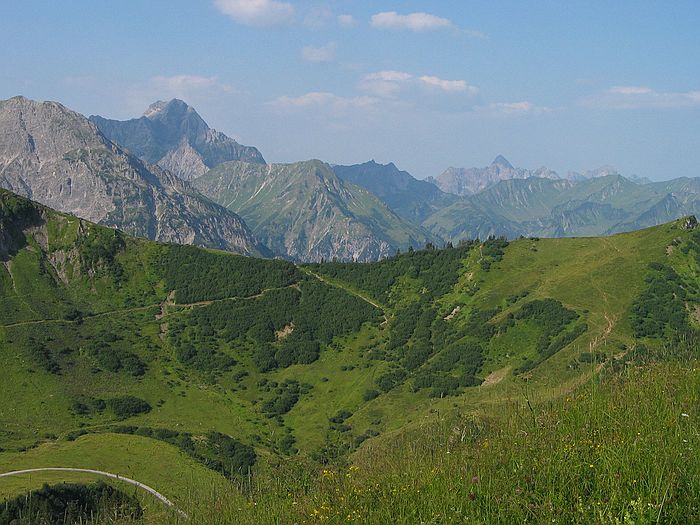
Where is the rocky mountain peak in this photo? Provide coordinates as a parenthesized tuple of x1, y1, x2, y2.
(0, 96, 106, 163)
(91, 99, 265, 181)
(492, 155, 514, 169)
(143, 98, 190, 118)
(143, 100, 169, 118)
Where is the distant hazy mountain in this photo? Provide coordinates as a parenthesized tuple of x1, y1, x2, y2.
(0, 96, 268, 256)
(423, 173, 700, 241)
(428, 155, 561, 196)
(194, 159, 437, 262)
(90, 99, 265, 181)
(565, 165, 621, 182)
(332, 160, 458, 223)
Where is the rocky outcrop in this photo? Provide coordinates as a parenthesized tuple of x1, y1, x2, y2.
(681, 216, 698, 231)
(90, 99, 265, 181)
(0, 96, 268, 257)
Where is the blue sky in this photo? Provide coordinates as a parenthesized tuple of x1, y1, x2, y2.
(2, 1, 699, 180)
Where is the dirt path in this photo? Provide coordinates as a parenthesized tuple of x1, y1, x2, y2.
(2, 283, 300, 330)
(481, 366, 510, 387)
(589, 313, 616, 353)
(0, 467, 187, 518)
(2, 304, 160, 329)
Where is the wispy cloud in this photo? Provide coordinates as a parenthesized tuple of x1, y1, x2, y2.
(608, 86, 655, 96)
(478, 101, 552, 117)
(582, 85, 700, 109)
(301, 43, 336, 63)
(360, 70, 477, 97)
(337, 14, 355, 28)
(213, 0, 294, 27)
(418, 75, 476, 93)
(268, 92, 378, 116)
(370, 11, 452, 32)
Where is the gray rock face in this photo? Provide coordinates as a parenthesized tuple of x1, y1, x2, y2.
(0, 96, 268, 257)
(90, 99, 265, 181)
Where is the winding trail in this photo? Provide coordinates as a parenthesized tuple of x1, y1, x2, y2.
(0, 467, 187, 519)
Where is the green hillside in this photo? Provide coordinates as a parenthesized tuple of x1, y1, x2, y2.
(0, 188, 698, 522)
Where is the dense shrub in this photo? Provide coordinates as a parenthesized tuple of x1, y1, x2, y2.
(376, 368, 407, 392)
(29, 341, 61, 374)
(170, 278, 379, 373)
(106, 396, 151, 419)
(310, 243, 475, 304)
(174, 342, 236, 373)
(261, 380, 312, 417)
(631, 263, 696, 339)
(159, 244, 301, 303)
(76, 227, 126, 281)
(0, 482, 142, 525)
(413, 340, 485, 396)
(362, 389, 380, 401)
(87, 340, 146, 377)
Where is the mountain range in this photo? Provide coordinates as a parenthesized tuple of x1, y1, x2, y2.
(0, 96, 267, 257)
(194, 159, 435, 262)
(424, 173, 700, 241)
(427, 155, 560, 196)
(427, 156, 629, 197)
(2, 95, 700, 263)
(332, 160, 458, 224)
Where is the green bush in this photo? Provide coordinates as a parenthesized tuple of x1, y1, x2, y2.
(106, 396, 151, 419)
(0, 482, 141, 525)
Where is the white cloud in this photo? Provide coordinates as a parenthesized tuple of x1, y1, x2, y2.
(268, 92, 378, 114)
(370, 11, 452, 32)
(359, 71, 413, 96)
(337, 14, 355, 28)
(360, 70, 477, 97)
(213, 0, 294, 27)
(583, 86, 700, 109)
(479, 101, 552, 116)
(418, 76, 477, 94)
(365, 71, 413, 82)
(301, 43, 336, 63)
(608, 86, 655, 96)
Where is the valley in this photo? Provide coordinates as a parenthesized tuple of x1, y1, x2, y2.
(0, 186, 698, 522)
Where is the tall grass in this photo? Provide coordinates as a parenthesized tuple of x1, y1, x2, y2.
(177, 353, 700, 524)
(21, 351, 700, 524)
